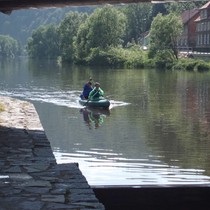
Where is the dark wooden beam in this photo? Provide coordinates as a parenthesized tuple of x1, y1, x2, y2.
(0, 0, 206, 14)
(0, 0, 149, 14)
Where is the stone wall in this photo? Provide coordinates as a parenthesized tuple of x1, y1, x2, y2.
(0, 96, 104, 210)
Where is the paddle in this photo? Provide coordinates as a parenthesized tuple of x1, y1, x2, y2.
(84, 90, 99, 106)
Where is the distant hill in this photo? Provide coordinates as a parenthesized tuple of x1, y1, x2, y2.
(0, 6, 96, 46)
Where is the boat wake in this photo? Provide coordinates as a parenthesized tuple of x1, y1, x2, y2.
(0, 87, 129, 109)
(109, 100, 130, 109)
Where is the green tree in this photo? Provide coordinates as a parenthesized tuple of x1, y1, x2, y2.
(123, 3, 152, 45)
(165, 1, 208, 14)
(151, 3, 167, 17)
(149, 13, 183, 63)
(58, 12, 87, 62)
(0, 35, 21, 57)
(75, 5, 127, 62)
(27, 24, 60, 58)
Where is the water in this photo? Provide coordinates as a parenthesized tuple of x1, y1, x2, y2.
(1, 57, 210, 186)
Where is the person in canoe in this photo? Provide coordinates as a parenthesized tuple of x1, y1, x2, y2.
(88, 82, 104, 100)
(80, 78, 93, 99)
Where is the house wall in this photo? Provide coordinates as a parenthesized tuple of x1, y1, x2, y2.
(195, 5, 210, 52)
(178, 11, 199, 51)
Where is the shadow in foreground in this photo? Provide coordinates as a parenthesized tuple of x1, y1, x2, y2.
(93, 185, 210, 210)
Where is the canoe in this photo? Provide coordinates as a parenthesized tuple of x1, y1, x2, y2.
(79, 97, 110, 109)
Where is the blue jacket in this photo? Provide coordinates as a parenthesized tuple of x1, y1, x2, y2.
(82, 83, 93, 99)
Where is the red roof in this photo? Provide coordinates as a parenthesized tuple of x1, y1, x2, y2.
(200, 1, 210, 9)
(181, 8, 199, 24)
(194, 1, 210, 22)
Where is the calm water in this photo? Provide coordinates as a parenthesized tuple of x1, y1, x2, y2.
(1, 57, 210, 186)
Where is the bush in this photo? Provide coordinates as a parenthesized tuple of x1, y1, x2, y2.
(143, 58, 156, 68)
(86, 47, 146, 68)
(195, 60, 210, 72)
(185, 60, 198, 71)
(171, 58, 210, 72)
(153, 50, 175, 69)
(85, 48, 126, 67)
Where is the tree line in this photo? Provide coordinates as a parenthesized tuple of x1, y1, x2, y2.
(1, 1, 208, 70)
(27, 4, 152, 63)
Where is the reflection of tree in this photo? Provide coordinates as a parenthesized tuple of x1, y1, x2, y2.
(140, 71, 210, 176)
(80, 108, 110, 129)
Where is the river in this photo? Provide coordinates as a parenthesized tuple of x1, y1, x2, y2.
(1, 57, 210, 186)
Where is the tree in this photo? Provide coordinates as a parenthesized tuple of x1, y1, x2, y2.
(75, 5, 127, 62)
(165, 2, 208, 14)
(58, 12, 87, 62)
(149, 13, 183, 62)
(0, 35, 21, 57)
(151, 3, 167, 17)
(27, 24, 60, 58)
(123, 3, 152, 45)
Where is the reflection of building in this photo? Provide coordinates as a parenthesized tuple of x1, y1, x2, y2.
(195, 1, 210, 52)
(178, 8, 199, 51)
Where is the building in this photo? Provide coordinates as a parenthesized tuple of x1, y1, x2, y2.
(178, 8, 199, 51)
(195, 1, 210, 52)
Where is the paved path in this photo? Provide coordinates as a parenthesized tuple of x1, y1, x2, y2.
(0, 96, 104, 210)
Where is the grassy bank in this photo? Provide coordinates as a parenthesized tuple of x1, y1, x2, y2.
(78, 47, 155, 69)
(171, 58, 210, 72)
(78, 47, 210, 72)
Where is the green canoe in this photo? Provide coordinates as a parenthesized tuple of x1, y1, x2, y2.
(79, 97, 110, 109)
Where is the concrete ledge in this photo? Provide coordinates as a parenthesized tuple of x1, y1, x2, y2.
(0, 96, 104, 210)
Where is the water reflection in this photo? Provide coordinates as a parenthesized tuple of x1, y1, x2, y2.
(2, 58, 210, 186)
(80, 108, 110, 129)
(55, 149, 210, 186)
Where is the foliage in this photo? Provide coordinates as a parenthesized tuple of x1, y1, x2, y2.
(58, 12, 88, 62)
(74, 23, 89, 62)
(75, 5, 127, 62)
(122, 3, 152, 45)
(151, 3, 168, 17)
(0, 7, 96, 45)
(196, 60, 210, 72)
(0, 35, 21, 57)
(172, 58, 210, 72)
(81, 46, 148, 68)
(153, 50, 176, 69)
(149, 13, 183, 64)
(165, 1, 209, 14)
(27, 24, 60, 58)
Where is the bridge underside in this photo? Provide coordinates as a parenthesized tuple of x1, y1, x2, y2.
(0, 0, 206, 14)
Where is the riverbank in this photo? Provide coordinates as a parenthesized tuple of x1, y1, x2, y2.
(67, 47, 210, 72)
(0, 96, 104, 210)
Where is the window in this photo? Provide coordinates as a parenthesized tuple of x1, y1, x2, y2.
(201, 22, 204, 31)
(198, 23, 201, 31)
(201, 9, 207, 19)
(197, 35, 200, 46)
(204, 22, 207, 31)
(204, 34, 207, 45)
(204, 10, 207, 18)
